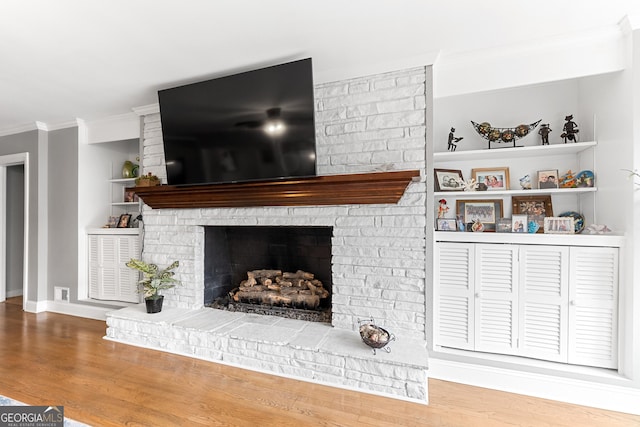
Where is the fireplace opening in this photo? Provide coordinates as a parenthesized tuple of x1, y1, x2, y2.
(204, 226, 333, 322)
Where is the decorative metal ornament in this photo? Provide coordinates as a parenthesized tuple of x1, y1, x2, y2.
(471, 120, 541, 149)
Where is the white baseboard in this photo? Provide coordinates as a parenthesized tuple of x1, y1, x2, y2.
(44, 301, 113, 320)
(429, 357, 640, 415)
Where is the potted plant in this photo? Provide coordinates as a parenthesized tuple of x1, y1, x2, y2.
(135, 172, 160, 187)
(126, 259, 180, 313)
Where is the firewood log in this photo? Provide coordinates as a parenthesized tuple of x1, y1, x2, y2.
(282, 270, 314, 280)
(275, 277, 293, 287)
(249, 269, 282, 279)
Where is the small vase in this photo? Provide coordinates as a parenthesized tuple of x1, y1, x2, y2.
(122, 160, 138, 178)
(145, 295, 164, 313)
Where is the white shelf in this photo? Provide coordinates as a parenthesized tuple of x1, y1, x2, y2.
(111, 202, 139, 207)
(433, 140, 597, 162)
(434, 231, 623, 247)
(435, 187, 597, 198)
(87, 228, 140, 235)
(109, 177, 137, 184)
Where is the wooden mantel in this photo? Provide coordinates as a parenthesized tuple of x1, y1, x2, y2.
(129, 170, 420, 209)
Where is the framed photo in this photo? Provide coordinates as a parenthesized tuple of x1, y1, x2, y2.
(511, 214, 528, 233)
(538, 169, 559, 189)
(544, 217, 575, 234)
(117, 213, 132, 228)
(434, 169, 464, 192)
(124, 189, 139, 203)
(496, 218, 512, 233)
(471, 167, 510, 191)
(107, 216, 118, 228)
(436, 218, 457, 231)
(512, 195, 553, 233)
(456, 199, 503, 232)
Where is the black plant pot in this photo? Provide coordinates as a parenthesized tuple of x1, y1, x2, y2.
(145, 295, 164, 313)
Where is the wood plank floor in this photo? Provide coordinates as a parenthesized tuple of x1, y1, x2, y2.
(1, 298, 639, 426)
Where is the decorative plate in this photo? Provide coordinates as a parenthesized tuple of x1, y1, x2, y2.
(576, 170, 594, 188)
(559, 211, 585, 234)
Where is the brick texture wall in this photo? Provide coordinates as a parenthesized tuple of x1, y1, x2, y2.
(139, 66, 429, 339)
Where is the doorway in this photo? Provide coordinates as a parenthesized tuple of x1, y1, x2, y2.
(0, 153, 29, 310)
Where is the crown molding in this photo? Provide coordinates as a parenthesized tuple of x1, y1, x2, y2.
(0, 122, 43, 137)
(434, 24, 626, 98)
(132, 103, 160, 116)
(46, 119, 81, 131)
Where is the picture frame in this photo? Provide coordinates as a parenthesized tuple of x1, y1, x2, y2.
(124, 189, 138, 203)
(511, 195, 553, 233)
(436, 218, 457, 231)
(434, 168, 464, 192)
(537, 169, 559, 189)
(496, 218, 512, 233)
(471, 167, 510, 191)
(456, 199, 503, 232)
(117, 213, 132, 228)
(511, 214, 528, 233)
(107, 216, 118, 228)
(544, 216, 575, 234)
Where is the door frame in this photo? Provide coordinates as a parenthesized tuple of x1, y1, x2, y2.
(0, 152, 29, 309)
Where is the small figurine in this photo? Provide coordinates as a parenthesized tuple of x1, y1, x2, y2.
(447, 127, 463, 151)
(438, 199, 449, 218)
(584, 224, 612, 234)
(471, 219, 484, 232)
(561, 114, 579, 143)
(559, 170, 577, 188)
(538, 123, 552, 145)
(527, 221, 540, 234)
(519, 174, 532, 190)
(456, 215, 465, 232)
(459, 178, 477, 192)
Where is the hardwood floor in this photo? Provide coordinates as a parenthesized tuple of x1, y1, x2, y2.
(1, 298, 638, 427)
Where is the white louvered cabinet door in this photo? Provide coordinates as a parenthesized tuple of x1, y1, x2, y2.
(88, 233, 141, 302)
(88, 235, 100, 298)
(434, 242, 475, 350)
(518, 245, 569, 362)
(117, 235, 141, 303)
(474, 244, 519, 355)
(568, 247, 618, 369)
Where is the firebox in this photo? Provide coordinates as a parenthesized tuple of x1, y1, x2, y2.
(204, 226, 333, 321)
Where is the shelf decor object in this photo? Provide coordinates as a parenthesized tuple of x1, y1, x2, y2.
(434, 168, 465, 191)
(456, 199, 503, 232)
(471, 119, 541, 149)
(559, 211, 586, 234)
(471, 167, 510, 191)
(512, 195, 553, 233)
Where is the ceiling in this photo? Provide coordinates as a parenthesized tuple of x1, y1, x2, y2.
(2, 0, 639, 134)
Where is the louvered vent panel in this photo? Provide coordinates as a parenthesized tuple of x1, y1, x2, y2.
(478, 248, 513, 293)
(438, 247, 471, 290)
(101, 268, 117, 298)
(522, 251, 563, 296)
(438, 296, 470, 342)
(478, 299, 513, 345)
(572, 253, 615, 300)
(118, 238, 131, 262)
(101, 238, 116, 266)
(573, 306, 614, 361)
(522, 303, 561, 353)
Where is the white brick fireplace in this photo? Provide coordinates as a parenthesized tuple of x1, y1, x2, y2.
(106, 66, 431, 402)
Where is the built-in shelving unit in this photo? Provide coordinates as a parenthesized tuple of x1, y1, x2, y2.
(433, 139, 598, 232)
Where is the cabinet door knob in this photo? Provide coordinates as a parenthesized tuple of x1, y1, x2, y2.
(475, 293, 481, 298)
(570, 300, 576, 306)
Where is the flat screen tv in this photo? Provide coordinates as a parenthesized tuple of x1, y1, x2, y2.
(158, 58, 317, 186)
